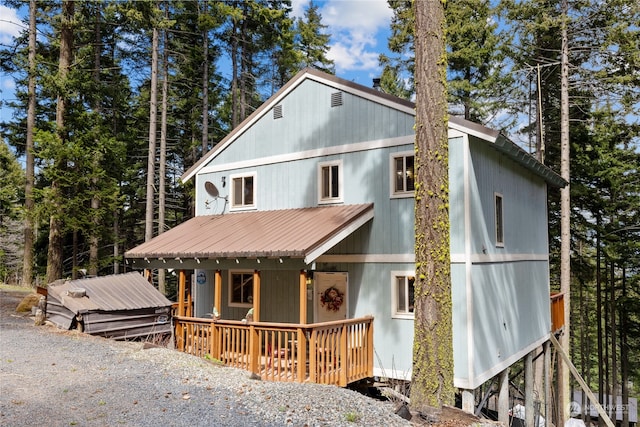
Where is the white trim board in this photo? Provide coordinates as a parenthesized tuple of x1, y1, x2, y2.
(198, 135, 414, 175)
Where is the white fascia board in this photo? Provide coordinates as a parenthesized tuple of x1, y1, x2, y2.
(448, 119, 497, 143)
(304, 208, 375, 264)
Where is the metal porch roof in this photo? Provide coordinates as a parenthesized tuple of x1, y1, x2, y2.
(125, 203, 374, 265)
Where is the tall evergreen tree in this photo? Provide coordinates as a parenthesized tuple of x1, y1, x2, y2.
(0, 141, 24, 283)
(296, 1, 334, 74)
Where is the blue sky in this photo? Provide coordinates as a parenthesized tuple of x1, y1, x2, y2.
(0, 0, 393, 124)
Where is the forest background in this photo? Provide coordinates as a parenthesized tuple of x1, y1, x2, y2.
(0, 0, 638, 422)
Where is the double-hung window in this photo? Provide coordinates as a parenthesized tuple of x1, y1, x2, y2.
(229, 271, 253, 307)
(390, 152, 415, 197)
(392, 272, 415, 319)
(230, 172, 256, 210)
(318, 160, 343, 204)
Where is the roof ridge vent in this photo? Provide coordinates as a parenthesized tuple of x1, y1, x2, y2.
(331, 91, 343, 107)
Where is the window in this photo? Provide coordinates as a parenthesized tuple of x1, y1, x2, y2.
(229, 271, 253, 307)
(495, 192, 504, 247)
(392, 272, 415, 319)
(318, 160, 343, 204)
(230, 172, 256, 210)
(390, 153, 415, 197)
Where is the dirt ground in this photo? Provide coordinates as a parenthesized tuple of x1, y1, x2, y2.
(0, 285, 498, 427)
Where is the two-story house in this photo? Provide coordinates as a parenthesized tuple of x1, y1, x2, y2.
(125, 68, 566, 413)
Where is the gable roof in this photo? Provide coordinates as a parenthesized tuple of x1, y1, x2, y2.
(181, 68, 415, 183)
(182, 67, 565, 188)
(125, 203, 374, 265)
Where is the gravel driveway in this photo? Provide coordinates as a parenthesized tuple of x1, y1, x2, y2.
(0, 288, 411, 427)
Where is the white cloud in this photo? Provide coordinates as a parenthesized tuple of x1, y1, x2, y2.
(0, 6, 25, 45)
(290, 0, 392, 74)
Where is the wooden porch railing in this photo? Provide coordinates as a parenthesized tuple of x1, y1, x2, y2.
(173, 316, 374, 387)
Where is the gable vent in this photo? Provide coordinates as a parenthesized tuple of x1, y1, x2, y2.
(273, 104, 283, 119)
(331, 91, 343, 107)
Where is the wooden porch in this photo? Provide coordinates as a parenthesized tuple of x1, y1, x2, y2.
(167, 269, 373, 386)
(173, 315, 374, 387)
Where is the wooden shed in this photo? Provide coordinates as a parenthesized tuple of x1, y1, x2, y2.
(46, 272, 173, 340)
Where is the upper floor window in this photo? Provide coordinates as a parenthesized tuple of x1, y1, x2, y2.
(495, 192, 504, 247)
(318, 160, 343, 204)
(230, 172, 256, 210)
(392, 272, 415, 319)
(390, 152, 415, 197)
(229, 270, 253, 307)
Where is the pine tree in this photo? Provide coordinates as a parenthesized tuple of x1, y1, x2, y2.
(296, 1, 334, 74)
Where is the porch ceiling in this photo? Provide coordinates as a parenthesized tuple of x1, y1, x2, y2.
(125, 203, 374, 268)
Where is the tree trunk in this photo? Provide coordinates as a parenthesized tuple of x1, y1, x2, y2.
(558, 0, 571, 424)
(46, 0, 74, 284)
(201, 0, 209, 154)
(113, 209, 119, 274)
(231, 21, 239, 128)
(157, 19, 168, 295)
(610, 261, 617, 420)
(620, 267, 629, 427)
(597, 223, 604, 427)
(410, 0, 454, 418)
(145, 23, 159, 244)
(89, 1, 103, 277)
(23, 0, 37, 286)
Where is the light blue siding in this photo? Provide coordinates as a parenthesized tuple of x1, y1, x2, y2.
(471, 261, 550, 383)
(449, 137, 466, 255)
(211, 80, 414, 166)
(451, 264, 468, 380)
(468, 137, 549, 255)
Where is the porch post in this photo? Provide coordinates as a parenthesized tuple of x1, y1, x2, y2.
(299, 270, 307, 324)
(178, 270, 186, 316)
(297, 270, 309, 382)
(525, 350, 534, 427)
(253, 270, 260, 322)
(186, 277, 193, 317)
(214, 270, 222, 317)
(498, 368, 510, 425)
(461, 389, 474, 413)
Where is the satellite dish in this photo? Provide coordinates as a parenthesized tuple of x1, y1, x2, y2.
(204, 181, 219, 198)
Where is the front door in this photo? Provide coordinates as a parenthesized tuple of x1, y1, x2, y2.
(314, 272, 348, 322)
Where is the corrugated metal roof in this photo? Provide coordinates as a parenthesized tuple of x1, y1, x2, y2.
(125, 203, 374, 264)
(46, 272, 173, 314)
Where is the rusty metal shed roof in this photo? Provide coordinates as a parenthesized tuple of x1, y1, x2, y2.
(125, 203, 374, 265)
(46, 272, 173, 314)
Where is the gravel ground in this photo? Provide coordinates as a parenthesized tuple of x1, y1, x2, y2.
(0, 288, 412, 427)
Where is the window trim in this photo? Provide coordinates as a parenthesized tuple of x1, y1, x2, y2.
(495, 192, 504, 247)
(389, 151, 415, 199)
(391, 271, 415, 320)
(229, 171, 257, 211)
(228, 270, 254, 308)
(317, 160, 343, 204)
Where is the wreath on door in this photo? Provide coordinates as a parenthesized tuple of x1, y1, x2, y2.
(320, 286, 344, 312)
